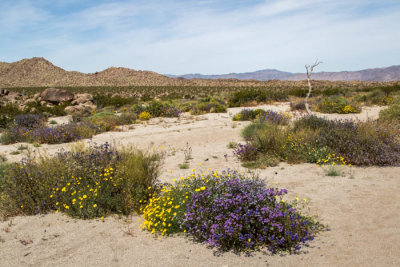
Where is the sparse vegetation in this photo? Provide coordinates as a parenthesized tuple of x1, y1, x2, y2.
(0, 143, 162, 218)
(235, 115, 400, 167)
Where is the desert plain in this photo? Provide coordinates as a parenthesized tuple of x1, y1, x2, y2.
(0, 103, 399, 267)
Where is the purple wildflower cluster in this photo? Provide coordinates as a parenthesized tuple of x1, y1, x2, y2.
(233, 108, 289, 125)
(259, 111, 288, 125)
(1, 122, 102, 145)
(162, 106, 182, 117)
(233, 143, 258, 161)
(14, 114, 46, 129)
(184, 171, 318, 253)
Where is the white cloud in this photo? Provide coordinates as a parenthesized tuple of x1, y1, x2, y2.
(1, 0, 399, 74)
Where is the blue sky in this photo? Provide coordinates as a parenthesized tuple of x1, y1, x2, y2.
(1, 0, 399, 74)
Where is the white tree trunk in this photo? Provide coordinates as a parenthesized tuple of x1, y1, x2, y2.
(304, 61, 322, 115)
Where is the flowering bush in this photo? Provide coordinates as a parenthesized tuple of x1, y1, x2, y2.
(233, 143, 258, 161)
(14, 114, 46, 129)
(318, 96, 360, 114)
(233, 109, 290, 125)
(0, 143, 162, 218)
(1, 122, 101, 145)
(141, 170, 321, 253)
(190, 99, 227, 115)
(139, 111, 152, 120)
(238, 115, 400, 167)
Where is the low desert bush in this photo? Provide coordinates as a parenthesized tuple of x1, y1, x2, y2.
(318, 96, 360, 114)
(228, 89, 288, 107)
(87, 112, 136, 131)
(93, 94, 137, 108)
(237, 115, 400, 167)
(354, 89, 397, 106)
(141, 170, 321, 253)
(0, 122, 101, 145)
(14, 114, 47, 129)
(290, 101, 306, 111)
(0, 143, 162, 218)
(25, 101, 71, 116)
(233, 109, 290, 125)
(0, 103, 24, 129)
(133, 101, 182, 118)
(379, 104, 400, 124)
(190, 99, 227, 115)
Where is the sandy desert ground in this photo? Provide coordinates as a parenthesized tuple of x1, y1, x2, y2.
(0, 103, 399, 267)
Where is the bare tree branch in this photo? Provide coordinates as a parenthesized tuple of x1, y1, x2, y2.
(305, 60, 322, 115)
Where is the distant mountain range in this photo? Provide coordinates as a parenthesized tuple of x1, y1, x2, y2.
(167, 65, 400, 82)
(0, 57, 398, 88)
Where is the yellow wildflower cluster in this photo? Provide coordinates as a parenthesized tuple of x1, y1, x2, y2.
(140, 186, 188, 236)
(342, 105, 357, 114)
(281, 134, 304, 154)
(51, 167, 117, 218)
(232, 113, 242, 121)
(140, 170, 215, 236)
(317, 154, 351, 167)
(139, 111, 152, 121)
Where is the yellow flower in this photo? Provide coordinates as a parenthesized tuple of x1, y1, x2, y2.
(83, 195, 87, 199)
(100, 216, 104, 220)
(93, 204, 97, 208)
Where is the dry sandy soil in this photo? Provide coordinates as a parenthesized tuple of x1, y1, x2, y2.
(1, 104, 399, 267)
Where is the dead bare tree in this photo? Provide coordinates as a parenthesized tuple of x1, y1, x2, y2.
(305, 60, 322, 115)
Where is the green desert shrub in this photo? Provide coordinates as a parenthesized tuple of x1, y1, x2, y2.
(25, 101, 71, 116)
(0, 143, 162, 218)
(87, 112, 136, 131)
(190, 99, 227, 115)
(237, 115, 400, 167)
(228, 89, 288, 107)
(379, 104, 400, 124)
(93, 94, 137, 108)
(318, 96, 360, 114)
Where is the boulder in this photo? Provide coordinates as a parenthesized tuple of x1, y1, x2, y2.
(3, 92, 22, 102)
(24, 99, 37, 105)
(40, 88, 74, 104)
(33, 93, 41, 100)
(65, 103, 96, 116)
(71, 93, 93, 105)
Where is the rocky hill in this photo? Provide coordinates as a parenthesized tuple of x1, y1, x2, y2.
(0, 57, 178, 87)
(1, 57, 399, 88)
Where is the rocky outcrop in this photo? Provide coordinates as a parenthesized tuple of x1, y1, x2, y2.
(1, 91, 23, 103)
(40, 88, 74, 104)
(71, 93, 93, 105)
(65, 93, 96, 116)
(64, 103, 96, 116)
